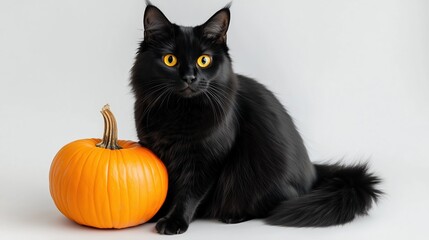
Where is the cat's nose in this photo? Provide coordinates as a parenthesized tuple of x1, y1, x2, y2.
(182, 75, 196, 84)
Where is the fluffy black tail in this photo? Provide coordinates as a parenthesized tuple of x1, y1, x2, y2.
(266, 163, 382, 227)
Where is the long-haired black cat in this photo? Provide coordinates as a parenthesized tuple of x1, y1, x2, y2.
(130, 4, 382, 235)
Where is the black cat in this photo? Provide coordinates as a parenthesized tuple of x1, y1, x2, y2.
(130, 4, 382, 235)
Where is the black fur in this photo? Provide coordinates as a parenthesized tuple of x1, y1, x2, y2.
(130, 4, 382, 235)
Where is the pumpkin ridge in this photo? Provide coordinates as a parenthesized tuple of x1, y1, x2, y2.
(64, 145, 91, 223)
(152, 149, 166, 219)
(57, 144, 86, 221)
(52, 143, 78, 209)
(50, 144, 71, 217)
(73, 146, 98, 226)
(132, 149, 149, 223)
(105, 149, 113, 228)
(111, 151, 122, 228)
(119, 148, 131, 228)
(91, 148, 104, 227)
(126, 151, 142, 227)
(144, 150, 160, 219)
(114, 149, 123, 228)
(133, 151, 143, 224)
(154, 155, 168, 215)
(145, 149, 166, 218)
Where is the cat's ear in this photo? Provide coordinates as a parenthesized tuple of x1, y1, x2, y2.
(202, 6, 231, 43)
(143, 4, 172, 40)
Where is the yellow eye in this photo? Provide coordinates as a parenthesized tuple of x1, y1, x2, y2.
(163, 54, 178, 67)
(197, 54, 212, 68)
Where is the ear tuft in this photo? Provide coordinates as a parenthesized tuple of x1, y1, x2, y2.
(202, 7, 231, 43)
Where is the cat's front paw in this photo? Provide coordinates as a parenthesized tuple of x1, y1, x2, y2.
(219, 217, 249, 224)
(155, 217, 189, 235)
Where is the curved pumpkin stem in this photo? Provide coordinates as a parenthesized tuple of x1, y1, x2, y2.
(96, 104, 122, 150)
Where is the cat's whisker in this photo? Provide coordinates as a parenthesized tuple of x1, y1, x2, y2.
(159, 88, 174, 109)
(206, 84, 225, 117)
(144, 86, 172, 127)
(202, 91, 220, 125)
(205, 87, 228, 125)
(138, 84, 171, 127)
(137, 85, 170, 106)
(208, 84, 241, 124)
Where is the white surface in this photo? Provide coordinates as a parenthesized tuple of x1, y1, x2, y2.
(1, 0, 428, 239)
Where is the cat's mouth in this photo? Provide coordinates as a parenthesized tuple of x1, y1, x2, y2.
(178, 86, 199, 98)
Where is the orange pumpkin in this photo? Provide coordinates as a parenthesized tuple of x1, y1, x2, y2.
(49, 105, 168, 229)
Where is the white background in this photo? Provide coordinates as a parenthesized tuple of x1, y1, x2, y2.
(1, 0, 428, 239)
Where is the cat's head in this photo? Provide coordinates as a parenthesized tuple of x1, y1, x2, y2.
(131, 4, 233, 99)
